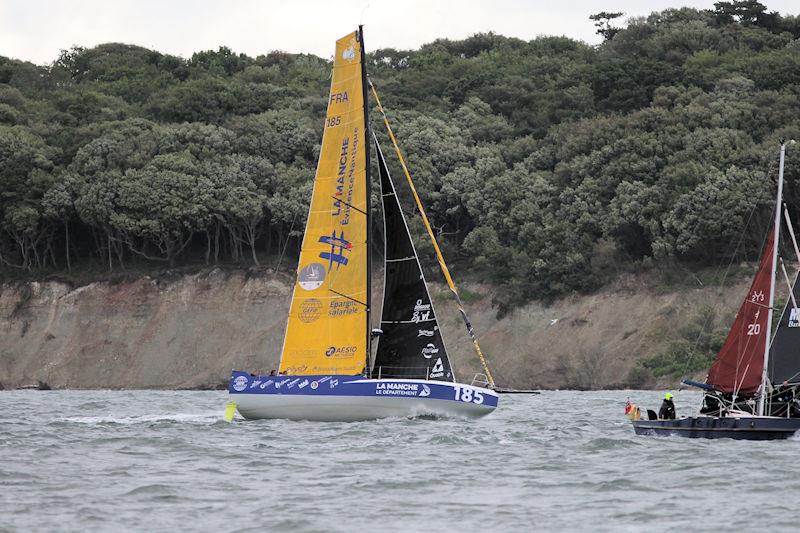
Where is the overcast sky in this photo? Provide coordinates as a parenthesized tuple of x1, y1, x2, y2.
(1, 0, 798, 65)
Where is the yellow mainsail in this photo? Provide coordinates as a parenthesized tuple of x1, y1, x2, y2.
(278, 30, 369, 375)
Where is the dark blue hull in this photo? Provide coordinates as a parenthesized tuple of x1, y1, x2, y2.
(632, 416, 800, 440)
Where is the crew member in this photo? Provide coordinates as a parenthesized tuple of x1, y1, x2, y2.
(659, 392, 676, 420)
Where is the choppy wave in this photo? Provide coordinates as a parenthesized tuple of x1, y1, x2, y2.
(57, 413, 220, 425)
(1, 389, 799, 532)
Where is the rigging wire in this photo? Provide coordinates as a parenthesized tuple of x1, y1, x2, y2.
(685, 199, 763, 368)
(683, 199, 765, 415)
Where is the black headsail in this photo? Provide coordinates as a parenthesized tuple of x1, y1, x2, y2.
(769, 273, 800, 385)
(372, 136, 454, 381)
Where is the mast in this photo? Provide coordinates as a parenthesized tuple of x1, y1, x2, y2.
(358, 25, 372, 375)
(759, 141, 786, 416)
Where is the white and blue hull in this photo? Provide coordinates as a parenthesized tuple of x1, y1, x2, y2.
(228, 371, 498, 422)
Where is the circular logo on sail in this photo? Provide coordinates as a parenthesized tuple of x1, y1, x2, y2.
(232, 375, 248, 392)
(299, 298, 323, 323)
(298, 263, 326, 291)
(342, 45, 356, 61)
(421, 343, 439, 359)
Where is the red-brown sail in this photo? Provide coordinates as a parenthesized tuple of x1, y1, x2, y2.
(706, 230, 774, 393)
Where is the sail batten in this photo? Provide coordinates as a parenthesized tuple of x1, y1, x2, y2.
(278, 31, 369, 376)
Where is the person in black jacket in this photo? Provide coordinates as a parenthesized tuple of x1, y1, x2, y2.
(659, 392, 676, 420)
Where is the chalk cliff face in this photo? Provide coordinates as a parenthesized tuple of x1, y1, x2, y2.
(0, 269, 291, 389)
(0, 269, 749, 390)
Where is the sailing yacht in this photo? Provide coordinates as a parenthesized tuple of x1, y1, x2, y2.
(632, 141, 800, 439)
(227, 28, 498, 421)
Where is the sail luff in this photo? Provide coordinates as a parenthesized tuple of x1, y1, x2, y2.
(759, 143, 786, 416)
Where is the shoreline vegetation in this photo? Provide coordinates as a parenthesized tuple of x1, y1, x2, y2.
(1, 2, 800, 388)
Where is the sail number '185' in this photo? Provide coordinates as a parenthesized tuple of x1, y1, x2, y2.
(453, 385, 484, 404)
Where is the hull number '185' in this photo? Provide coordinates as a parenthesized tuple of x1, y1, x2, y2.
(453, 385, 484, 404)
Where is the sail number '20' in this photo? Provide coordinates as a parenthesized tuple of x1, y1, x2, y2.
(747, 323, 761, 336)
(453, 385, 484, 404)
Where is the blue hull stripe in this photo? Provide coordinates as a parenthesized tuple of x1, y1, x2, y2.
(228, 371, 499, 408)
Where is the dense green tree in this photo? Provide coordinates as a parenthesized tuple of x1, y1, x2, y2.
(590, 11, 626, 41)
(1, 3, 800, 308)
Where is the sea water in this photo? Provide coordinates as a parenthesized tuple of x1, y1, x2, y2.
(0, 390, 797, 532)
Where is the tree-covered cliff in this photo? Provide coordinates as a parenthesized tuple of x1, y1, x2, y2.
(1, 1, 800, 309)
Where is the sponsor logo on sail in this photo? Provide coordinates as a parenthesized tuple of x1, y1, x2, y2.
(325, 346, 358, 358)
(418, 329, 435, 337)
(310, 381, 319, 390)
(299, 298, 324, 323)
(332, 137, 350, 217)
(421, 343, 439, 359)
(232, 375, 248, 391)
(275, 379, 291, 389)
(330, 379, 339, 389)
(282, 364, 309, 374)
(411, 299, 432, 323)
(286, 379, 301, 389)
(329, 300, 359, 317)
(331, 129, 359, 226)
(419, 384, 431, 397)
(260, 380, 274, 389)
(430, 357, 445, 378)
(342, 46, 355, 60)
(319, 231, 352, 271)
(298, 263, 326, 291)
(249, 380, 262, 388)
(790, 308, 800, 328)
(298, 379, 309, 389)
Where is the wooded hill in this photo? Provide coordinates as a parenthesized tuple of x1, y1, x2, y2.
(1, 1, 800, 310)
